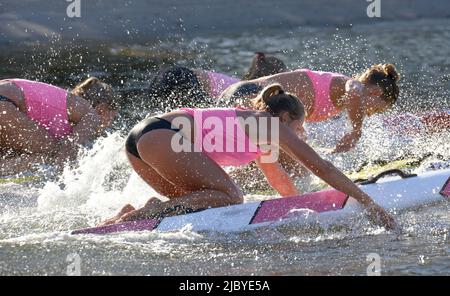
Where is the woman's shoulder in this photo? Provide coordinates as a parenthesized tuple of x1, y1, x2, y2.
(66, 93, 95, 118)
(0, 79, 26, 108)
(344, 79, 363, 93)
(237, 109, 272, 119)
(267, 69, 310, 84)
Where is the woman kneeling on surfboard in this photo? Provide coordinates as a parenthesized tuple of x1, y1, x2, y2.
(102, 84, 396, 230)
(219, 63, 401, 153)
(0, 77, 118, 175)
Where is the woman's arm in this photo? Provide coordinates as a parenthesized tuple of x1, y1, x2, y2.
(332, 80, 365, 153)
(332, 109, 363, 153)
(0, 99, 60, 154)
(256, 157, 300, 196)
(0, 153, 55, 176)
(278, 124, 396, 229)
(66, 94, 104, 146)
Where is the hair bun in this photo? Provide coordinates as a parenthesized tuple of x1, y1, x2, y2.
(255, 52, 266, 60)
(382, 64, 400, 82)
(261, 84, 284, 102)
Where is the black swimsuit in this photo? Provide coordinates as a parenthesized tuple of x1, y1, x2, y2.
(218, 82, 262, 107)
(0, 95, 12, 103)
(0, 95, 19, 109)
(148, 65, 209, 109)
(125, 117, 180, 159)
(233, 83, 263, 98)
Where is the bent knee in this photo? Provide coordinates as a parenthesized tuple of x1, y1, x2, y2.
(0, 101, 18, 114)
(224, 186, 244, 205)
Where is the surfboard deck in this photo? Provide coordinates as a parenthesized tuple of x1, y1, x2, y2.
(348, 158, 419, 181)
(0, 175, 42, 185)
(72, 168, 450, 235)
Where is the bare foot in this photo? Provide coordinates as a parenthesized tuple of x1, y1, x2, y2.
(98, 204, 136, 226)
(117, 198, 165, 223)
(113, 197, 162, 223)
(144, 197, 162, 209)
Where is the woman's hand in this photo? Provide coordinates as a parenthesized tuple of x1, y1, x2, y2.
(52, 141, 79, 171)
(277, 124, 398, 230)
(59, 141, 79, 160)
(335, 83, 364, 154)
(332, 132, 359, 153)
(364, 202, 397, 230)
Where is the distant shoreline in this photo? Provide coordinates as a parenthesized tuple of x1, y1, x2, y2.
(1, 0, 449, 45)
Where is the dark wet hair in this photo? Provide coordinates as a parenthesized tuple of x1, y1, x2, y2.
(72, 77, 118, 109)
(242, 52, 287, 80)
(356, 63, 401, 105)
(252, 84, 305, 120)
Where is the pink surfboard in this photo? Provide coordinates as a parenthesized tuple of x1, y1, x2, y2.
(71, 219, 161, 235)
(70, 169, 450, 235)
(440, 177, 450, 198)
(72, 189, 348, 235)
(250, 189, 347, 224)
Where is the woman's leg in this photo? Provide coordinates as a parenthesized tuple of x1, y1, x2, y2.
(0, 101, 58, 154)
(0, 101, 60, 175)
(100, 149, 192, 226)
(117, 129, 243, 222)
(127, 151, 191, 198)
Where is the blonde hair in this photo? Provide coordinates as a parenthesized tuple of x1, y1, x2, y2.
(72, 77, 117, 109)
(356, 63, 401, 104)
(251, 84, 305, 120)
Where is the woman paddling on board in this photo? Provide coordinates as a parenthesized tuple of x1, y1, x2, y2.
(0, 77, 118, 175)
(148, 52, 287, 110)
(148, 53, 297, 187)
(219, 63, 401, 153)
(101, 84, 396, 230)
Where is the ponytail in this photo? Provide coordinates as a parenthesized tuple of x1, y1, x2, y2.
(243, 52, 287, 80)
(252, 84, 305, 120)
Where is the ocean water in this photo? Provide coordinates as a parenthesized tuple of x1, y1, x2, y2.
(0, 18, 449, 275)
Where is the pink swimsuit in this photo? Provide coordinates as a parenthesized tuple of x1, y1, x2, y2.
(8, 79, 73, 139)
(299, 69, 349, 122)
(181, 108, 261, 166)
(206, 71, 240, 98)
